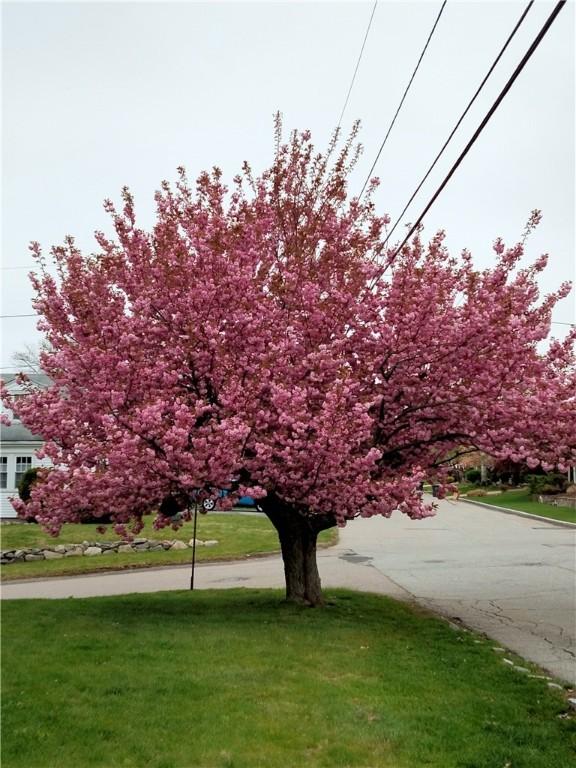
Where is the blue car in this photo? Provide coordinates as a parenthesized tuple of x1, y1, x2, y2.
(200, 490, 255, 512)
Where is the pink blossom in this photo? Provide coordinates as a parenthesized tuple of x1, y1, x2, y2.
(4, 122, 574, 539)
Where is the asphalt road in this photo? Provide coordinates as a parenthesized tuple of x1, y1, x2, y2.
(2, 498, 575, 683)
(340, 499, 576, 684)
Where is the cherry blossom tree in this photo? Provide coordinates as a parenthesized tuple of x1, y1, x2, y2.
(4, 120, 575, 605)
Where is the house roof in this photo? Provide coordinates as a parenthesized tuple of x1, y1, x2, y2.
(1, 422, 44, 443)
(1, 372, 51, 389)
(1, 372, 51, 443)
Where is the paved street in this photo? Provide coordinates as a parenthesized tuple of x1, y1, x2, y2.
(2, 498, 575, 683)
(340, 499, 576, 684)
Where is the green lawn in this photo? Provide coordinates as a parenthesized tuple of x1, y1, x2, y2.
(1, 514, 336, 581)
(464, 488, 576, 524)
(2, 590, 573, 768)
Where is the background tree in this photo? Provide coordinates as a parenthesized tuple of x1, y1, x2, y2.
(491, 458, 534, 486)
(3, 120, 575, 605)
(10, 342, 50, 373)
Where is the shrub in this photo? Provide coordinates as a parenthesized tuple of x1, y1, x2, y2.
(465, 469, 482, 484)
(466, 488, 487, 497)
(539, 484, 563, 496)
(491, 459, 531, 486)
(527, 473, 568, 496)
(550, 473, 569, 492)
(17, 467, 40, 502)
(80, 512, 114, 525)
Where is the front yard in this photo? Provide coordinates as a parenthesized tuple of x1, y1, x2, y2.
(2, 589, 574, 768)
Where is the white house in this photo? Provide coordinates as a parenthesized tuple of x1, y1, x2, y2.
(0, 373, 51, 518)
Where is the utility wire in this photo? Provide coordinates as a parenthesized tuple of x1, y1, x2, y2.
(337, 1, 378, 129)
(359, 0, 447, 199)
(389, 0, 566, 262)
(1, 312, 571, 325)
(385, 0, 534, 246)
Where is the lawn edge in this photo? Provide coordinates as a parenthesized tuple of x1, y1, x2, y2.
(460, 498, 576, 528)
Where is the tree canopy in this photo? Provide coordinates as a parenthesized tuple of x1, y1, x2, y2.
(4, 120, 575, 603)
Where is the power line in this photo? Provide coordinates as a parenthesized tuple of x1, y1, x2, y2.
(1, 313, 571, 325)
(385, 0, 534, 246)
(2, 319, 573, 371)
(389, 0, 566, 261)
(0, 314, 39, 318)
(337, 1, 378, 129)
(359, 0, 447, 199)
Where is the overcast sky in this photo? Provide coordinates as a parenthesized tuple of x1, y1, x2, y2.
(2, 0, 574, 369)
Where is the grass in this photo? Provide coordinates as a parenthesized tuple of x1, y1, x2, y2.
(0, 514, 336, 581)
(2, 589, 574, 768)
(463, 488, 576, 524)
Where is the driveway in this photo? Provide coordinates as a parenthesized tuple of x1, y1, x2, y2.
(2, 498, 575, 683)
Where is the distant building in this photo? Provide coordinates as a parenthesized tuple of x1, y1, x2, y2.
(0, 373, 51, 518)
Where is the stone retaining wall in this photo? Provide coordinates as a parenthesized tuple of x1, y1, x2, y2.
(534, 495, 576, 510)
(0, 537, 218, 565)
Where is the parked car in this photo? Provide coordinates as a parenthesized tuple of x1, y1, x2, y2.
(160, 486, 257, 517)
(203, 489, 255, 511)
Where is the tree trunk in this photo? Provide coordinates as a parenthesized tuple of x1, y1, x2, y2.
(261, 495, 336, 606)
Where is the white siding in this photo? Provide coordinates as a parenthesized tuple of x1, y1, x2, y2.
(0, 443, 49, 518)
(1, 373, 52, 518)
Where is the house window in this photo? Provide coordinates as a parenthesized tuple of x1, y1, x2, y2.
(15, 456, 32, 487)
(0, 457, 7, 489)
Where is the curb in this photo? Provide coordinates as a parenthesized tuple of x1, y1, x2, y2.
(460, 498, 576, 529)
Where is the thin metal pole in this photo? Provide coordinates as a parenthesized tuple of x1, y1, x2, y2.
(190, 502, 198, 591)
